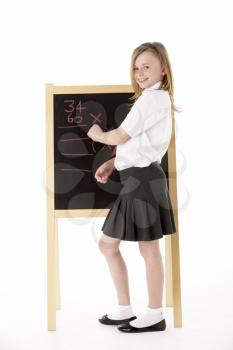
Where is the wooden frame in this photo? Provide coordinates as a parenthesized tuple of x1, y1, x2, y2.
(45, 84, 182, 330)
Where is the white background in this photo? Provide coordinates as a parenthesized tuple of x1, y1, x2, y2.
(0, 0, 233, 349)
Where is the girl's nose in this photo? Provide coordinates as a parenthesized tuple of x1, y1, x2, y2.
(138, 68, 145, 76)
(138, 74, 145, 79)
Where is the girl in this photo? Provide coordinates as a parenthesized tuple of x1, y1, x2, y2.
(87, 42, 179, 333)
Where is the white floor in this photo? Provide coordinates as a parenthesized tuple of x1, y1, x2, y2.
(1, 214, 232, 350)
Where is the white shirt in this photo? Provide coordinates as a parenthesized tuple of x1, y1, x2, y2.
(114, 80, 172, 171)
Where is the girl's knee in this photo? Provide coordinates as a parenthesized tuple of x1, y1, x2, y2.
(98, 234, 120, 256)
(138, 240, 160, 259)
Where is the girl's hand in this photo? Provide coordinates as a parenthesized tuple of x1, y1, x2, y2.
(95, 160, 115, 183)
(87, 124, 104, 142)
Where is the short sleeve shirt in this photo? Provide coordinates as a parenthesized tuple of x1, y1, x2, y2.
(114, 80, 172, 171)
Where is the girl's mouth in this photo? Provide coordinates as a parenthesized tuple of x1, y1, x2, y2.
(138, 78, 148, 83)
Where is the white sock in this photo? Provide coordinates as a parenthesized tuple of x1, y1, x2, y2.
(107, 304, 135, 320)
(129, 306, 163, 328)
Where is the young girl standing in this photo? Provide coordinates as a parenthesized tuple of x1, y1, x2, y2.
(87, 41, 179, 333)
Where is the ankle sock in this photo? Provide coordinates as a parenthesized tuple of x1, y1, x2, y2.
(107, 304, 135, 320)
(129, 306, 163, 328)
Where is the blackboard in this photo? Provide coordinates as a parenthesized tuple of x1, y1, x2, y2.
(52, 89, 169, 211)
(54, 92, 132, 210)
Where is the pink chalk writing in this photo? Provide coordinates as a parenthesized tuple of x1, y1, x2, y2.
(64, 100, 86, 125)
(58, 125, 88, 129)
(60, 168, 92, 172)
(61, 153, 94, 156)
(60, 137, 89, 142)
(90, 113, 101, 125)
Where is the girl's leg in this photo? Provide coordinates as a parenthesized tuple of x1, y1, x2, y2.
(99, 233, 131, 305)
(123, 239, 164, 328)
(138, 239, 164, 308)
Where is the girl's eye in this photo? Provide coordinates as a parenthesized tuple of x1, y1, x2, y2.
(133, 66, 150, 71)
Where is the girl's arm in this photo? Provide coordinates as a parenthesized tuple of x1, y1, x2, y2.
(110, 145, 116, 159)
(97, 127, 131, 145)
(107, 157, 116, 169)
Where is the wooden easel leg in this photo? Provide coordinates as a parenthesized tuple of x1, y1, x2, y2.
(171, 231, 182, 327)
(47, 212, 56, 330)
(55, 217, 61, 310)
(165, 235, 173, 306)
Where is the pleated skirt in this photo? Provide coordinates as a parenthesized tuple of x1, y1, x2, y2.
(101, 161, 177, 241)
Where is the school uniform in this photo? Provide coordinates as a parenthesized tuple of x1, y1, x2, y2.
(101, 80, 176, 241)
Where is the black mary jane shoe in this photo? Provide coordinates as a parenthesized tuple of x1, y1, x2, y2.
(98, 314, 137, 325)
(117, 318, 166, 333)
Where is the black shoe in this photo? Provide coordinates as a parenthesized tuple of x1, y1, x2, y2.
(117, 318, 166, 333)
(98, 314, 137, 325)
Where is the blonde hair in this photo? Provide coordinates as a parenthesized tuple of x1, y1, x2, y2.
(129, 42, 182, 114)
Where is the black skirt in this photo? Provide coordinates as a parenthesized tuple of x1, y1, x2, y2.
(101, 161, 176, 241)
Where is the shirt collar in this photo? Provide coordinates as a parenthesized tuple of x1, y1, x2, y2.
(143, 80, 162, 92)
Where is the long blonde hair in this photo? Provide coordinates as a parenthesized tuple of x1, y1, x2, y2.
(129, 42, 182, 114)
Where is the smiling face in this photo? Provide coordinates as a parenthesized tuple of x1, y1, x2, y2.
(133, 50, 165, 89)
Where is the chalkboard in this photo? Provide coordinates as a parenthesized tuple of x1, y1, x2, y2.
(54, 91, 134, 210)
(49, 86, 169, 211)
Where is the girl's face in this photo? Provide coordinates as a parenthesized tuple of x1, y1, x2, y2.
(133, 50, 165, 89)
